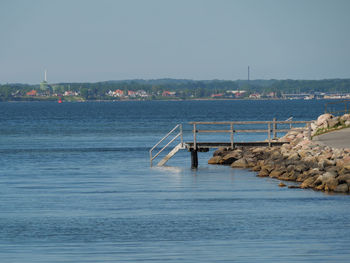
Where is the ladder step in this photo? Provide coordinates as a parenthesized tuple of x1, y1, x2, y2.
(157, 143, 184, 166)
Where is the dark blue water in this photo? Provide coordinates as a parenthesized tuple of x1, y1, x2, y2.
(1, 100, 350, 262)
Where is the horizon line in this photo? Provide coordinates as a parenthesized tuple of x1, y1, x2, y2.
(2, 77, 350, 86)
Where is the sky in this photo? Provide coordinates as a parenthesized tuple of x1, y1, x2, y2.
(0, 0, 349, 84)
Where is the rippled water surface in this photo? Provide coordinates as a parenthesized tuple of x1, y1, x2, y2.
(0, 100, 349, 262)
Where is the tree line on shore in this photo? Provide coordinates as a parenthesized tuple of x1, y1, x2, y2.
(0, 78, 350, 101)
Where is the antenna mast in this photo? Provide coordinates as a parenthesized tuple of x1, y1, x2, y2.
(248, 66, 250, 81)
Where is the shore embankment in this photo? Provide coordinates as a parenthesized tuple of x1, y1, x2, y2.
(208, 113, 350, 193)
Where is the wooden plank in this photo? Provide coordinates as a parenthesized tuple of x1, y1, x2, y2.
(189, 120, 312, 125)
(185, 141, 288, 149)
(197, 129, 296, 133)
(197, 130, 232, 133)
(234, 129, 268, 133)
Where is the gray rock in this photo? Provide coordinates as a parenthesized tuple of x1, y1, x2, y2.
(316, 113, 334, 126)
(301, 176, 317, 188)
(208, 156, 223, 164)
(231, 158, 248, 168)
(327, 117, 339, 128)
(334, 183, 349, 193)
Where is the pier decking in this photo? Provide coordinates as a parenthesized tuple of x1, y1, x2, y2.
(150, 119, 312, 168)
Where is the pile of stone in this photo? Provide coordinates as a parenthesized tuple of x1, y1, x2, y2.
(208, 113, 350, 193)
(311, 113, 350, 136)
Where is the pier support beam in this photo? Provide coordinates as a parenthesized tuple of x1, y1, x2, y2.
(191, 150, 198, 168)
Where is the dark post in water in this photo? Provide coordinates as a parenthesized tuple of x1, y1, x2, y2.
(191, 150, 198, 168)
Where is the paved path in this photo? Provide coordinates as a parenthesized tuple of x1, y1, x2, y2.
(313, 127, 350, 149)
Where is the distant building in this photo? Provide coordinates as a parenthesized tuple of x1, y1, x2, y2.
(136, 90, 148, 97)
(162, 91, 176, 97)
(114, 89, 124, 97)
(128, 90, 136, 97)
(267, 92, 276, 98)
(249, 93, 261, 99)
(63, 91, 78, 96)
(26, 90, 37, 96)
(211, 93, 224, 98)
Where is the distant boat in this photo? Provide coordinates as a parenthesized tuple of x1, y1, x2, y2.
(58, 97, 62, 103)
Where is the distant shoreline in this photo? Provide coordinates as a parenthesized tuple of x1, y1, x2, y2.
(0, 98, 341, 103)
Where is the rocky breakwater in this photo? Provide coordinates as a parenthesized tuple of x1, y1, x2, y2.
(208, 113, 350, 193)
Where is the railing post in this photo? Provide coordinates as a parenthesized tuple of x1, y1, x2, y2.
(180, 124, 183, 147)
(193, 123, 197, 150)
(230, 123, 234, 149)
(150, 151, 153, 167)
(268, 123, 271, 147)
(307, 123, 311, 140)
(273, 118, 277, 139)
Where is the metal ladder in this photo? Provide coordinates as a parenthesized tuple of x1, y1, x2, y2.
(149, 124, 185, 167)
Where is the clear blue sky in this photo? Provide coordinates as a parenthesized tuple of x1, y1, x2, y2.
(0, 0, 349, 84)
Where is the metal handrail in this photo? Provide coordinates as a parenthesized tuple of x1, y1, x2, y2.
(191, 119, 312, 150)
(149, 124, 183, 166)
(325, 100, 350, 115)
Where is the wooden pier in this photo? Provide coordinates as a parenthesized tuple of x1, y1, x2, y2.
(150, 119, 313, 168)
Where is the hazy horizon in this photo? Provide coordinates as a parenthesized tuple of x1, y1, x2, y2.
(1, 0, 349, 84)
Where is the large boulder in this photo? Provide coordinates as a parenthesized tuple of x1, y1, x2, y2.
(339, 165, 350, 175)
(222, 152, 240, 164)
(300, 176, 317, 188)
(334, 184, 349, 193)
(319, 171, 337, 183)
(258, 168, 270, 177)
(340, 114, 350, 122)
(213, 147, 230, 157)
(222, 149, 243, 161)
(324, 178, 339, 191)
(231, 158, 248, 168)
(337, 174, 350, 185)
(316, 113, 334, 126)
(208, 156, 223, 164)
(314, 172, 338, 191)
(269, 170, 285, 178)
(327, 117, 339, 128)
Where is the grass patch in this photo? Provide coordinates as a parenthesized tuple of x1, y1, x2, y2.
(313, 120, 350, 138)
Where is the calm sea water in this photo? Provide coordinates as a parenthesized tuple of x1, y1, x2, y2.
(1, 100, 350, 263)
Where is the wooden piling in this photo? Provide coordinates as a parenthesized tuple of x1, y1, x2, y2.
(191, 150, 198, 169)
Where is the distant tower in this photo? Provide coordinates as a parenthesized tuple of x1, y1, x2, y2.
(40, 69, 49, 90)
(248, 66, 250, 81)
